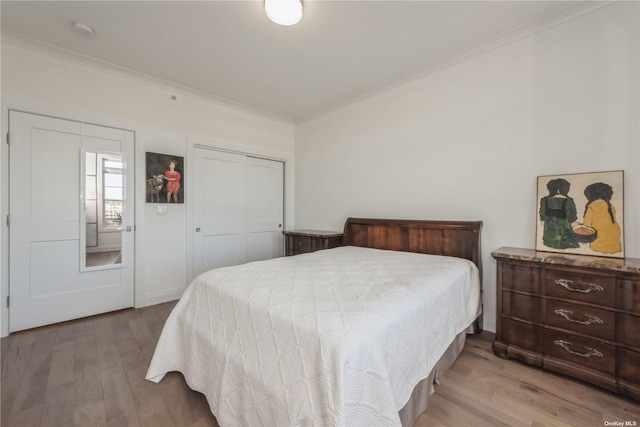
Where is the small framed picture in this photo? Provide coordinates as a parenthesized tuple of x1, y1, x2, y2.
(145, 152, 184, 203)
(536, 170, 624, 258)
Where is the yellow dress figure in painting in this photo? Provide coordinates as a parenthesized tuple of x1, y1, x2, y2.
(582, 183, 621, 254)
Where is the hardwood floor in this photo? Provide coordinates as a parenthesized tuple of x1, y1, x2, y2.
(2, 302, 638, 427)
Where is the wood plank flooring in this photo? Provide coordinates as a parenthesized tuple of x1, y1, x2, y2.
(2, 301, 639, 427)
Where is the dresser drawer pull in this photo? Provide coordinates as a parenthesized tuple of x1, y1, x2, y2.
(554, 340, 603, 358)
(554, 309, 603, 325)
(554, 279, 604, 294)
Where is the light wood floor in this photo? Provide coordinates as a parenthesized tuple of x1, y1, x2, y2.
(2, 302, 639, 427)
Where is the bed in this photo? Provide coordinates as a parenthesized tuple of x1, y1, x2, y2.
(146, 217, 483, 427)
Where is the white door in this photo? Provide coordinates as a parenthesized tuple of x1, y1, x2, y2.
(193, 148, 284, 277)
(193, 148, 246, 275)
(246, 156, 284, 262)
(8, 111, 135, 332)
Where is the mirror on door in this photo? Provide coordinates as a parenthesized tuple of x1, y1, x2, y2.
(81, 149, 127, 271)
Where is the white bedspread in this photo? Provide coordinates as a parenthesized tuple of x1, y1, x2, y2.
(146, 246, 481, 427)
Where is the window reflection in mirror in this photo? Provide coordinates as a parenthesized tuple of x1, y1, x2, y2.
(81, 149, 126, 270)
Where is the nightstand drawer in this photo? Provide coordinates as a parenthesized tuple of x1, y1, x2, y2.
(291, 236, 312, 254)
(283, 230, 343, 256)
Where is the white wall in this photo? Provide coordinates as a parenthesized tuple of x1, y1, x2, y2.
(294, 2, 640, 333)
(0, 41, 295, 329)
(1, 2, 638, 337)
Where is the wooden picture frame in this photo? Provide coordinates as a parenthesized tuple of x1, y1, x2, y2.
(536, 170, 624, 258)
(145, 152, 184, 203)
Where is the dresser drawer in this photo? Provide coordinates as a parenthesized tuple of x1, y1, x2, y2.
(545, 330, 614, 376)
(617, 312, 640, 350)
(500, 263, 541, 293)
(618, 347, 640, 385)
(493, 247, 640, 401)
(545, 269, 615, 307)
(618, 278, 640, 313)
(502, 317, 542, 352)
(544, 299, 614, 341)
(502, 292, 540, 322)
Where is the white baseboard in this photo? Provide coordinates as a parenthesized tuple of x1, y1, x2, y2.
(144, 287, 184, 307)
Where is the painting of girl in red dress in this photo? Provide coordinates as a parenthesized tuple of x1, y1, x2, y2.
(164, 160, 181, 203)
(145, 152, 184, 203)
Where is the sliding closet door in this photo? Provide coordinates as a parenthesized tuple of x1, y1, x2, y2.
(192, 148, 284, 277)
(246, 156, 284, 262)
(193, 148, 246, 275)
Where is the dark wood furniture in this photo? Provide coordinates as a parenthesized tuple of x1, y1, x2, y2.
(492, 247, 640, 401)
(343, 218, 482, 272)
(284, 217, 483, 289)
(283, 229, 343, 256)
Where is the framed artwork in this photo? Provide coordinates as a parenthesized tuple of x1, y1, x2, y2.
(145, 152, 184, 203)
(536, 170, 624, 258)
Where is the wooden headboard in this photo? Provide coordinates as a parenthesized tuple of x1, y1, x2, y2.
(343, 217, 484, 331)
(343, 217, 483, 278)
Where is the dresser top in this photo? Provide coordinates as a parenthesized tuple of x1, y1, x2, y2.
(282, 229, 343, 238)
(492, 247, 640, 274)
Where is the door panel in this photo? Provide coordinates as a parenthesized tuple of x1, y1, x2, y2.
(30, 128, 81, 222)
(9, 111, 135, 332)
(246, 157, 284, 262)
(193, 149, 246, 276)
(193, 148, 284, 277)
(202, 235, 243, 272)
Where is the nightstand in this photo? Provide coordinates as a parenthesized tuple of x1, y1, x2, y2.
(282, 230, 343, 256)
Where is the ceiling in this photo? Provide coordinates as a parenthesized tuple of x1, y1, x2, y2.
(1, 1, 606, 123)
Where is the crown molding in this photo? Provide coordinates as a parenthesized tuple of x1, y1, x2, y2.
(295, 0, 615, 124)
(0, 0, 616, 126)
(1, 30, 294, 125)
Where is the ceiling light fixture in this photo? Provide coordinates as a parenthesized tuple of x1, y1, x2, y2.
(71, 22, 95, 37)
(265, 0, 303, 26)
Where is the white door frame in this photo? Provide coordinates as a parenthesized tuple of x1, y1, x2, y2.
(0, 102, 145, 337)
(186, 136, 294, 284)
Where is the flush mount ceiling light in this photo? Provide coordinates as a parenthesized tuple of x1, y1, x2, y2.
(71, 22, 95, 37)
(265, 0, 303, 26)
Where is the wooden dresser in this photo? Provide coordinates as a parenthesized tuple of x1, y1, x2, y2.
(492, 247, 640, 400)
(282, 230, 343, 256)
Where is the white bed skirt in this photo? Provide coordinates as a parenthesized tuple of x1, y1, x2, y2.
(398, 326, 470, 426)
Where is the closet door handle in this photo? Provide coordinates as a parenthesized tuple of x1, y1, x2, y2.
(195, 227, 201, 233)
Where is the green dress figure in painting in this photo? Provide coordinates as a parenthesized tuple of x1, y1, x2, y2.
(539, 178, 580, 249)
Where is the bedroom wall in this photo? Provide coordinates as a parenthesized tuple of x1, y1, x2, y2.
(0, 41, 295, 327)
(294, 2, 640, 333)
